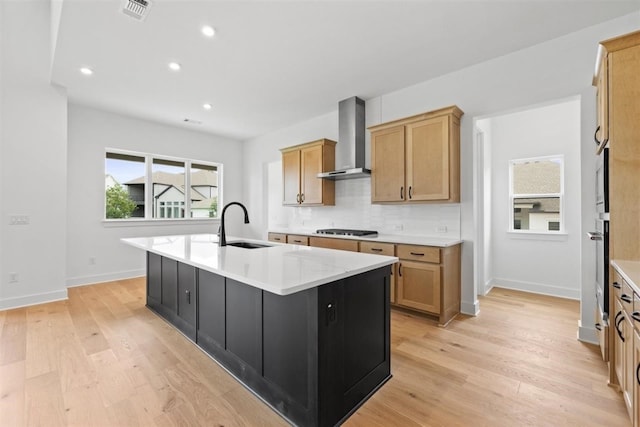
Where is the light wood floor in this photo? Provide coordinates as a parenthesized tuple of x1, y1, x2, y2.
(0, 279, 630, 426)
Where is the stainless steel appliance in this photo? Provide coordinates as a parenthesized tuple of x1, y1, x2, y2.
(316, 228, 378, 237)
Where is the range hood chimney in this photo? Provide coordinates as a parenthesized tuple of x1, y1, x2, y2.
(317, 96, 370, 180)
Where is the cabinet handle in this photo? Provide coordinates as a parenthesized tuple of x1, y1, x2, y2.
(613, 282, 621, 289)
(616, 313, 625, 342)
(301, 193, 305, 203)
(410, 252, 425, 257)
(370, 248, 383, 252)
(398, 263, 402, 277)
(636, 363, 640, 386)
(593, 126, 608, 146)
(274, 237, 281, 241)
(400, 186, 404, 199)
(622, 294, 632, 304)
(595, 323, 602, 331)
(632, 311, 640, 323)
(296, 194, 300, 203)
(186, 289, 191, 305)
(408, 186, 413, 199)
(293, 240, 302, 243)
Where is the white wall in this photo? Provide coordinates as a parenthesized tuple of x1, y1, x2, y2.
(243, 12, 640, 321)
(0, 0, 69, 309)
(487, 98, 581, 298)
(66, 104, 244, 286)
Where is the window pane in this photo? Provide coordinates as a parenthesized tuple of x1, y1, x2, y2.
(512, 159, 561, 194)
(190, 163, 219, 218)
(513, 196, 560, 231)
(153, 159, 185, 219)
(105, 153, 145, 219)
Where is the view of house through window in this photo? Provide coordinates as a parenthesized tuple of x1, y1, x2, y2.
(510, 156, 563, 232)
(104, 150, 220, 220)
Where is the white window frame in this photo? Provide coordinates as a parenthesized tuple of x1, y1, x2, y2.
(104, 148, 223, 223)
(508, 155, 564, 235)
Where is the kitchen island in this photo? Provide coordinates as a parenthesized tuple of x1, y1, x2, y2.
(122, 234, 397, 427)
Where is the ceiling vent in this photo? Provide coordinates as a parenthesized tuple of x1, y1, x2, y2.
(121, 0, 152, 21)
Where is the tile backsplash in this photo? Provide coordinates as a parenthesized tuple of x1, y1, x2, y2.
(268, 177, 460, 239)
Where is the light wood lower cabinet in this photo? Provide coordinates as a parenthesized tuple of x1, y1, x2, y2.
(360, 241, 396, 304)
(309, 236, 358, 252)
(396, 243, 461, 325)
(267, 233, 286, 243)
(286, 234, 309, 246)
(634, 328, 640, 426)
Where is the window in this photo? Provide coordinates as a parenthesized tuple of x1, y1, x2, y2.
(509, 155, 563, 233)
(105, 149, 221, 221)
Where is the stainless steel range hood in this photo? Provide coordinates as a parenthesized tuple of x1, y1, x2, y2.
(317, 96, 370, 180)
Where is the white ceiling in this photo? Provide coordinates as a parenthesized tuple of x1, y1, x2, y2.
(52, 0, 639, 141)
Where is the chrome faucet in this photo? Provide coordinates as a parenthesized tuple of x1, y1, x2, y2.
(218, 202, 250, 246)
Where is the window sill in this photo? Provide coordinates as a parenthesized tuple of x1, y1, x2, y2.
(507, 231, 568, 241)
(103, 218, 220, 228)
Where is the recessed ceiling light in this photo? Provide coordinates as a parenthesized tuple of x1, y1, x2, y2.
(79, 67, 93, 76)
(201, 25, 215, 38)
(203, 103, 212, 110)
(168, 62, 181, 71)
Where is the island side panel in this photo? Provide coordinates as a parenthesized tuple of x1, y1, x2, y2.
(147, 252, 162, 309)
(226, 278, 263, 374)
(197, 269, 226, 350)
(318, 265, 392, 426)
(263, 289, 319, 423)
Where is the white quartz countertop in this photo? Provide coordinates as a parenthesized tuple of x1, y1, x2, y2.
(122, 234, 398, 296)
(269, 228, 462, 247)
(612, 260, 640, 294)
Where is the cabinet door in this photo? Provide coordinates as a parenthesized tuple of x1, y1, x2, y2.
(371, 126, 406, 202)
(282, 150, 301, 205)
(614, 298, 625, 387)
(359, 242, 396, 304)
(300, 144, 323, 205)
(406, 116, 450, 201)
(595, 55, 609, 153)
(634, 328, 640, 427)
(161, 257, 178, 312)
(397, 260, 441, 314)
(177, 263, 197, 338)
(147, 252, 162, 306)
(623, 314, 633, 417)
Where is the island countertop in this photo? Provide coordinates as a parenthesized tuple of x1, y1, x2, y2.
(122, 233, 398, 296)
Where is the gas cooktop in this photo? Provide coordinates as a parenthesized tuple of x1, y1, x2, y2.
(315, 228, 378, 237)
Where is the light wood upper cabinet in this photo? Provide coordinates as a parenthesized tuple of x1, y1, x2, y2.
(371, 126, 405, 202)
(594, 52, 609, 154)
(369, 105, 463, 204)
(280, 139, 336, 206)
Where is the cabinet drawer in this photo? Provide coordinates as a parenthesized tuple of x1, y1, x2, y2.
(287, 235, 309, 246)
(268, 233, 286, 243)
(359, 241, 395, 256)
(309, 236, 359, 252)
(397, 244, 440, 263)
(621, 280, 634, 312)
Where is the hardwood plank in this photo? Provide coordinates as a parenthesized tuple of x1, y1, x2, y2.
(0, 279, 629, 426)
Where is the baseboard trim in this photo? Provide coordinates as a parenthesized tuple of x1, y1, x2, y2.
(66, 269, 145, 287)
(0, 289, 68, 311)
(461, 300, 479, 316)
(578, 321, 598, 345)
(487, 278, 580, 300)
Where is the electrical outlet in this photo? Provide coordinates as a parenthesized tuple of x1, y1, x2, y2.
(89, 257, 96, 265)
(437, 226, 448, 233)
(9, 272, 18, 283)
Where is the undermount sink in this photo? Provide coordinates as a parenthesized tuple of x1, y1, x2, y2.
(226, 241, 272, 249)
